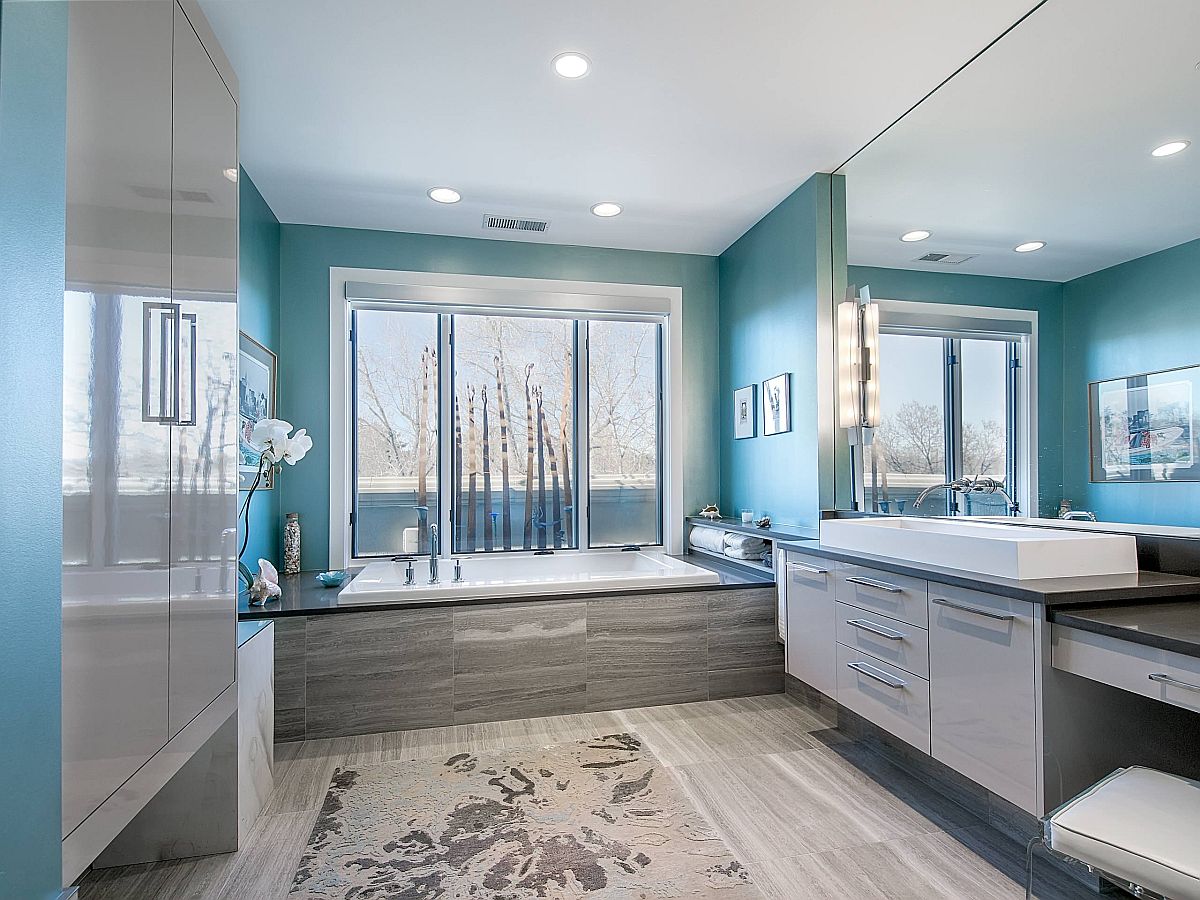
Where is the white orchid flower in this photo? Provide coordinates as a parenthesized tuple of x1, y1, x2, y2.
(281, 428, 313, 465)
(249, 418, 311, 466)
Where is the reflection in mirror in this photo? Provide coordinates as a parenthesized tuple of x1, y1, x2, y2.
(836, 0, 1200, 529)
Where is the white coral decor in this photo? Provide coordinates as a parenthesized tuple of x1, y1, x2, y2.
(249, 418, 313, 466)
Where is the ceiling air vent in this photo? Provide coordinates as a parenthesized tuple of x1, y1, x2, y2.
(483, 214, 550, 233)
(914, 251, 977, 265)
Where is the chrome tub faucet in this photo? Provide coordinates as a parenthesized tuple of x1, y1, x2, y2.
(428, 525, 439, 584)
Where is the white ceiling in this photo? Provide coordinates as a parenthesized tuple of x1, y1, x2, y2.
(843, 0, 1200, 282)
(199, 0, 1038, 256)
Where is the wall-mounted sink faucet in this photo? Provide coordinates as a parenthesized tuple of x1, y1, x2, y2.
(914, 476, 1020, 515)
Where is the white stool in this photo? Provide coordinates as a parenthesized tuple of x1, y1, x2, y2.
(1026, 767, 1200, 899)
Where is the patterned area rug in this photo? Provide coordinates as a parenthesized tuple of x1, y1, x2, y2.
(289, 732, 761, 898)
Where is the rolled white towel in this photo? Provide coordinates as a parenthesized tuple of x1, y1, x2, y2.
(688, 527, 727, 554)
(725, 545, 769, 560)
(724, 532, 767, 553)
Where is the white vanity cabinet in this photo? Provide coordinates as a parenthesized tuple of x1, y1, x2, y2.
(928, 584, 1039, 813)
(781, 550, 837, 697)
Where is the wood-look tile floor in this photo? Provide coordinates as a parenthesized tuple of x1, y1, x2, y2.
(78, 694, 1094, 899)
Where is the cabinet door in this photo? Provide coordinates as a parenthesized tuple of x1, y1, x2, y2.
(62, 0, 174, 836)
(168, 4, 238, 737)
(928, 585, 1038, 813)
(783, 552, 837, 697)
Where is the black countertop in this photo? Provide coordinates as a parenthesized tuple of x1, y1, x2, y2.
(238, 553, 773, 620)
(777, 539, 1200, 607)
(1051, 601, 1200, 659)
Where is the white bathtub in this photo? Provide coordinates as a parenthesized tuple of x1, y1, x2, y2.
(337, 550, 721, 605)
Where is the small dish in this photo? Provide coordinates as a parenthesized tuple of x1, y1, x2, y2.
(315, 570, 350, 588)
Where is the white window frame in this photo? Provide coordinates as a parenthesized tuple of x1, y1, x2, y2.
(863, 299, 1039, 518)
(328, 267, 685, 567)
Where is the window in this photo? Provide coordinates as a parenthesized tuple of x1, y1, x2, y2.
(861, 327, 1022, 517)
(451, 315, 575, 552)
(349, 306, 664, 557)
(587, 320, 662, 547)
(351, 308, 440, 557)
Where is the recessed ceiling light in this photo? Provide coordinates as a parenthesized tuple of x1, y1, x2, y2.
(1151, 140, 1190, 158)
(552, 52, 590, 79)
(590, 202, 622, 217)
(428, 187, 461, 204)
(899, 230, 931, 242)
(1014, 241, 1046, 253)
(222, 167, 238, 182)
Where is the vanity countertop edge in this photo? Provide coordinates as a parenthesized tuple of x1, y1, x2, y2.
(776, 539, 1200, 606)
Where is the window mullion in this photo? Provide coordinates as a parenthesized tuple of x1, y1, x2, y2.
(576, 320, 590, 550)
(944, 337, 963, 515)
(1006, 340, 1020, 516)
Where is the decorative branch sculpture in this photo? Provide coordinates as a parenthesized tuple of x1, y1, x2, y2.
(481, 385, 494, 551)
(535, 386, 547, 549)
(522, 363, 535, 550)
(415, 346, 431, 553)
(540, 391, 563, 548)
(454, 394, 464, 550)
(494, 355, 512, 550)
(559, 347, 574, 546)
(466, 384, 478, 552)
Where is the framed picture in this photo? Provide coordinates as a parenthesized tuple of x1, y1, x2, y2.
(1089, 364, 1200, 483)
(734, 384, 756, 439)
(239, 331, 278, 490)
(762, 373, 791, 436)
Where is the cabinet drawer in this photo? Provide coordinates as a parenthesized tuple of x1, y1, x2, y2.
(1053, 625, 1200, 716)
(784, 552, 836, 590)
(835, 602, 929, 678)
(836, 564, 928, 628)
(836, 642, 931, 753)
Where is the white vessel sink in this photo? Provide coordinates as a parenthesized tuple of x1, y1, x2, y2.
(820, 517, 1139, 580)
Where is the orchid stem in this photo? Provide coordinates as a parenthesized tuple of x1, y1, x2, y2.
(238, 455, 271, 585)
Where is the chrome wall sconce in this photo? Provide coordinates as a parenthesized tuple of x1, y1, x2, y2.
(837, 285, 880, 444)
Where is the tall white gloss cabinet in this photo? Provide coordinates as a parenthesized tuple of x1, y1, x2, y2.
(62, 0, 239, 884)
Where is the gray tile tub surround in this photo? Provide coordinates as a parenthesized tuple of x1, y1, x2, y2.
(273, 587, 783, 742)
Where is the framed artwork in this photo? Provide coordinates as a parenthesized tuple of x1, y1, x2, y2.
(734, 384, 756, 439)
(239, 331, 277, 490)
(1089, 364, 1200, 483)
(762, 373, 791, 436)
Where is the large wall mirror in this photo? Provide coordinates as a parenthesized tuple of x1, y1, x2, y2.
(834, 0, 1200, 531)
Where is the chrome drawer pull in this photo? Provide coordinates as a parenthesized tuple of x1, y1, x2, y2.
(1149, 673, 1200, 694)
(845, 575, 903, 593)
(931, 597, 1015, 621)
(846, 618, 905, 641)
(787, 561, 829, 576)
(847, 661, 908, 689)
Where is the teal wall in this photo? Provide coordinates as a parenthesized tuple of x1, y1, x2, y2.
(278, 225, 719, 569)
(718, 174, 838, 526)
(0, 1, 67, 895)
(1062, 237, 1200, 526)
(848, 265, 1066, 516)
(238, 168, 282, 567)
